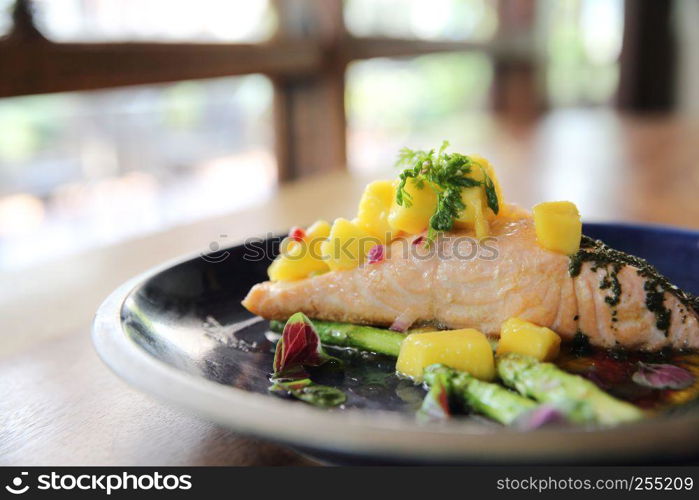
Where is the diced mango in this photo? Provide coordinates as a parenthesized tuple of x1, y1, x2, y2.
(320, 218, 378, 272)
(304, 219, 331, 266)
(396, 329, 495, 382)
(388, 178, 437, 235)
(496, 317, 561, 361)
(268, 239, 329, 281)
(453, 156, 504, 239)
(268, 221, 331, 281)
(454, 186, 490, 238)
(473, 210, 489, 239)
(471, 155, 504, 215)
(305, 219, 331, 241)
(356, 180, 395, 243)
(533, 201, 582, 255)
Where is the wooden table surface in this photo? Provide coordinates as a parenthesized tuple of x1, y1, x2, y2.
(1, 109, 698, 465)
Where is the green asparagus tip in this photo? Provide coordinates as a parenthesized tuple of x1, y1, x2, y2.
(496, 352, 644, 426)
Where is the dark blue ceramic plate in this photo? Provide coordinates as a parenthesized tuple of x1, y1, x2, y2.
(583, 223, 699, 295)
(93, 223, 699, 464)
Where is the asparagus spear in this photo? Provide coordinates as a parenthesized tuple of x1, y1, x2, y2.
(424, 364, 537, 425)
(496, 353, 644, 425)
(269, 319, 405, 357)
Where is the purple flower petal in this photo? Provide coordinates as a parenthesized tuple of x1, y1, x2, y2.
(632, 362, 696, 390)
(514, 405, 568, 430)
(367, 244, 385, 264)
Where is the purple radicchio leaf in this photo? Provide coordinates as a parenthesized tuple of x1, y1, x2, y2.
(269, 313, 346, 408)
(631, 362, 696, 390)
(417, 372, 452, 423)
(514, 405, 569, 431)
(272, 312, 336, 379)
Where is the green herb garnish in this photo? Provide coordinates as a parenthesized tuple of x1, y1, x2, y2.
(269, 378, 346, 407)
(395, 141, 499, 243)
(481, 166, 499, 215)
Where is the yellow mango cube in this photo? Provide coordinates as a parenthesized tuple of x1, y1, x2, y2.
(453, 156, 504, 238)
(320, 218, 378, 272)
(305, 219, 331, 241)
(388, 178, 437, 235)
(268, 240, 329, 281)
(304, 219, 331, 264)
(470, 155, 504, 214)
(454, 186, 491, 238)
(533, 201, 582, 255)
(396, 329, 495, 382)
(267, 220, 331, 281)
(496, 317, 561, 361)
(356, 180, 395, 243)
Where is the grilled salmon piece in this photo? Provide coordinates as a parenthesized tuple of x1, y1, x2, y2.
(243, 218, 699, 351)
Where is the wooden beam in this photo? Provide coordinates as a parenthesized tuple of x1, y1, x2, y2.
(343, 36, 533, 62)
(0, 41, 322, 97)
(491, 0, 542, 121)
(0, 34, 537, 99)
(6, 0, 46, 42)
(272, 0, 347, 180)
(618, 0, 676, 111)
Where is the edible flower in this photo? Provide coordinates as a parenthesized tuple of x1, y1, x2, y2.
(367, 244, 385, 264)
(273, 312, 332, 379)
(514, 405, 568, 430)
(269, 312, 346, 407)
(631, 362, 696, 390)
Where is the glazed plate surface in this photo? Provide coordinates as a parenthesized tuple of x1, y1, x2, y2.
(93, 223, 699, 464)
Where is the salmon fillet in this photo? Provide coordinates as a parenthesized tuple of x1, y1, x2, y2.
(243, 218, 699, 351)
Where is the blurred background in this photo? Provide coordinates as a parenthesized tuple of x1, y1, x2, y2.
(0, 0, 698, 272)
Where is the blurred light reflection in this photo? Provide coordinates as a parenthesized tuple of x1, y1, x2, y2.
(0, 76, 275, 270)
(31, 0, 276, 42)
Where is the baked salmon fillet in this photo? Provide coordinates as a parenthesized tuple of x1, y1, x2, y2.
(243, 217, 699, 351)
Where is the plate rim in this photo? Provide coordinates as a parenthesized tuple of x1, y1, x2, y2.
(92, 222, 699, 463)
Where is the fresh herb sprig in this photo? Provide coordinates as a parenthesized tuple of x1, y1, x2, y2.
(395, 141, 499, 242)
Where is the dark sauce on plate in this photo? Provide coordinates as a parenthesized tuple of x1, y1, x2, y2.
(310, 335, 699, 415)
(311, 341, 699, 415)
(555, 345, 699, 411)
(216, 319, 699, 416)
